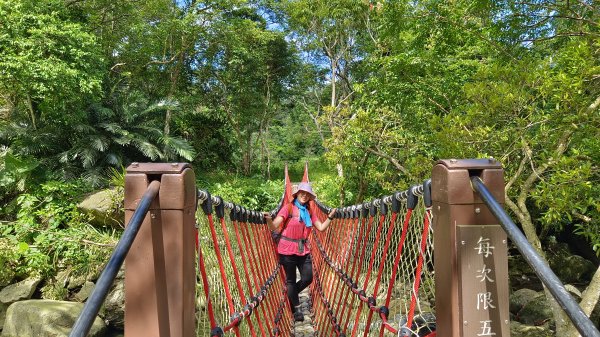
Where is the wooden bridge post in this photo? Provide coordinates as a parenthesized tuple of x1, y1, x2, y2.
(124, 163, 197, 337)
(431, 159, 510, 337)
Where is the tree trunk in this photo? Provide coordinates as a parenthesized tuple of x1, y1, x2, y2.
(26, 94, 37, 130)
(164, 53, 183, 137)
(355, 154, 370, 203)
(506, 196, 569, 334)
(503, 126, 598, 336)
(261, 127, 271, 180)
(330, 58, 337, 108)
(336, 163, 345, 206)
(564, 265, 600, 337)
(242, 133, 252, 175)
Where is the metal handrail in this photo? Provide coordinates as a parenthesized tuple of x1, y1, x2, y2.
(70, 180, 161, 337)
(471, 176, 600, 337)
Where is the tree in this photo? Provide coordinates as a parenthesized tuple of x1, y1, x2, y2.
(198, 6, 296, 175)
(437, 2, 600, 334)
(268, 0, 368, 204)
(0, 0, 197, 186)
(0, 0, 104, 130)
(320, 0, 493, 201)
(0, 0, 105, 187)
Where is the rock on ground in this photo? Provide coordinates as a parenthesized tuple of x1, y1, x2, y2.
(1, 300, 106, 337)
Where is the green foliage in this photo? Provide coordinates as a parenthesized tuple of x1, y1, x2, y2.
(0, 0, 104, 124)
(198, 162, 341, 211)
(197, 6, 298, 175)
(0, 149, 40, 194)
(0, 237, 18, 286)
(58, 92, 195, 184)
(0, 180, 116, 280)
(199, 174, 283, 211)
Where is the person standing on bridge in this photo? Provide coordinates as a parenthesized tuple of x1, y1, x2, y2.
(264, 182, 336, 322)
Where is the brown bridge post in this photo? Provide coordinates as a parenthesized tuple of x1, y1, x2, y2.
(431, 159, 510, 337)
(124, 163, 197, 337)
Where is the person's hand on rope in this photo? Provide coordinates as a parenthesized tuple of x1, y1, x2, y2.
(264, 212, 281, 231)
(263, 212, 272, 223)
(327, 209, 337, 221)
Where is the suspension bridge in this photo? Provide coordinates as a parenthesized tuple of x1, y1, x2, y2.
(68, 159, 600, 337)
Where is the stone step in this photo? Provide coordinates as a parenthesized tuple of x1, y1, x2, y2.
(293, 288, 315, 337)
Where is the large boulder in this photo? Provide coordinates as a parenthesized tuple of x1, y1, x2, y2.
(74, 282, 95, 302)
(516, 292, 554, 327)
(508, 253, 542, 290)
(100, 270, 124, 330)
(1, 300, 106, 337)
(77, 189, 123, 228)
(509, 288, 538, 315)
(548, 254, 596, 285)
(0, 278, 41, 304)
(0, 278, 41, 332)
(0, 302, 7, 331)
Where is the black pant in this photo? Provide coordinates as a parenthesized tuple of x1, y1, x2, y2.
(279, 254, 313, 312)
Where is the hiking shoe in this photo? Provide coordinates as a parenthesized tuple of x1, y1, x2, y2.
(293, 311, 304, 322)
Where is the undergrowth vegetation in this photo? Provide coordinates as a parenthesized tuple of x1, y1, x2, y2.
(0, 180, 118, 287)
(0, 160, 342, 290)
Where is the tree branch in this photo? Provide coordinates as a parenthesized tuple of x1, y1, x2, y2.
(356, 144, 413, 179)
(505, 153, 527, 193)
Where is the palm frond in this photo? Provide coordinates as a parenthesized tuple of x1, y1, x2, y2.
(144, 99, 180, 114)
(160, 136, 196, 161)
(105, 153, 122, 166)
(73, 124, 96, 134)
(81, 148, 98, 168)
(132, 140, 163, 160)
(99, 123, 125, 134)
(90, 137, 108, 152)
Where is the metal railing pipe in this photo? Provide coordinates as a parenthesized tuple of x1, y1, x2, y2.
(471, 176, 600, 337)
(70, 180, 161, 337)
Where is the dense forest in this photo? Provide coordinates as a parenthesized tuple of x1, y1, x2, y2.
(0, 0, 599, 336)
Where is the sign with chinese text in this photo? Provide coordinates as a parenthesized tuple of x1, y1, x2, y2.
(457, 225, 510, 337)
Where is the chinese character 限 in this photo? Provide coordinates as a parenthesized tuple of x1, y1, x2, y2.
(477, 292, 496, 310)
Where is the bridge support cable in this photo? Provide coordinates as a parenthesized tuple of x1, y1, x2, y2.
(471, 176, 600, 337)
(376, 187, 421, 337)
(363, 199, 401, 337)
(252, 211, 282, 333)
(70, 180, 161, 337)
(217, 197, 258, 336)
(351, 201, 390, 337)
(317, 209, 344, 336)
(343, 207, 374, 332)
(195, 230, 218, 330)
(334, 212, 361, 326)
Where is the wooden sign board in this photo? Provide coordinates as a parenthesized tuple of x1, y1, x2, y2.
(457, 225, 510, 337)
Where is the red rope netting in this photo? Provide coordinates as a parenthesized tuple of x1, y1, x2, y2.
(309, 181, 436, 337)
(194, 166, 435, 337)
